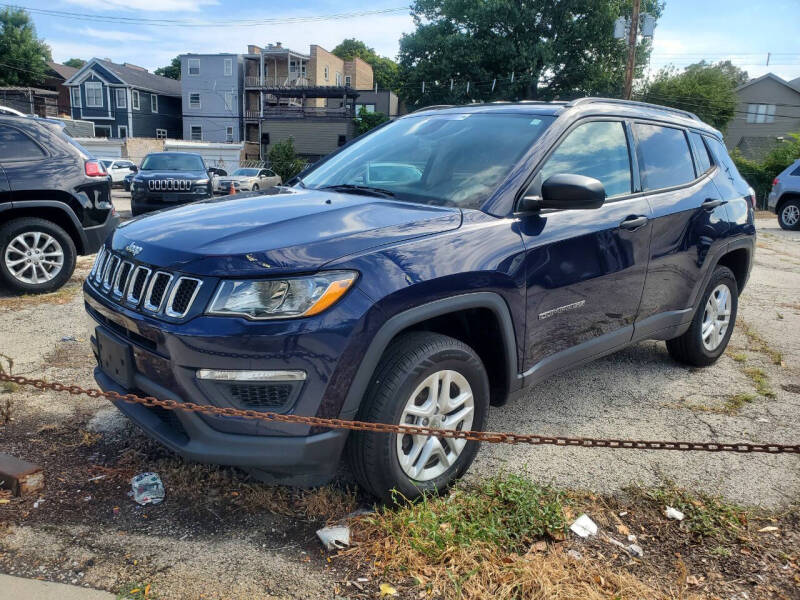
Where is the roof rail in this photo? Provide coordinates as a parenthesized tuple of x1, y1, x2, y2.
(566, 97, 700, 121)
(410, 104, 456, 113)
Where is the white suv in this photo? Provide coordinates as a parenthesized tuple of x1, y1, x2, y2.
(100, 159, 137, 185)
(768, 159, 800, 230)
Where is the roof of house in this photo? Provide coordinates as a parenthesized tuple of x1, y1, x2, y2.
(735, 135, 782, 161)
(46, 61, 79, 81)
(0, 86, 59, 95)
(64, 58, 181, 97)
(790, 76, 800, 93)
(736, 72, 800, 95)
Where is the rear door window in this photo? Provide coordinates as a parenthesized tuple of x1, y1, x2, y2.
(0, 125, 47, 161)
(688, 131, 712, 175)
(538, 120, 632, 198)
(634, 123, 695, 191)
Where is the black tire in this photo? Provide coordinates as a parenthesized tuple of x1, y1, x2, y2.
(0, 217, 76, 294)
(347, 332, 490, 502)
(777, 199, 800, 231)
(252, 184, 259, 191)
(666, 265, 738, 367)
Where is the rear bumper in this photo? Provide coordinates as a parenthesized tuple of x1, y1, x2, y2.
(81, 210, 120, 255)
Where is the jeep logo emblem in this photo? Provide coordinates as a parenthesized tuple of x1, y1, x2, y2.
(125, 242, 143, 256)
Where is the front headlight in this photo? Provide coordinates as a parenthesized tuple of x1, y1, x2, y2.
(207, 271, 357, 320)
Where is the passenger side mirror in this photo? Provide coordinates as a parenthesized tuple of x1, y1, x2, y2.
(130, 165, 138, 172)
(518, 174, 605, 212)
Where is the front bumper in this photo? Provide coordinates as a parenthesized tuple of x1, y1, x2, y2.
(767, 191, 778, 212)
(131, 189, 211, 212)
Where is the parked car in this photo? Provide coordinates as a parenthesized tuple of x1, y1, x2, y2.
(0, 114, 117, 294)
(215, 167, 282, 194)
(84, 99, 755, 500)
(129, 152, 213, 216)
(767, 158, 800, 230)
(100, 158, 138, 186)
(123, 172, 135, 192)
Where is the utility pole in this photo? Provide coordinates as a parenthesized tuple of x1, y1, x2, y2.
(623, 0, 641, 100)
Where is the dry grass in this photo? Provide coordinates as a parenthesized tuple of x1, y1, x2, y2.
(738, 320, 783, 366)
(743, 367, 776, 398)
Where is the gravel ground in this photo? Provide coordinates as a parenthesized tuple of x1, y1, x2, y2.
(1, 212, 798, 598)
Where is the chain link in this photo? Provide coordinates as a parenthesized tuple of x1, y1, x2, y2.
(2, 372, 799, 454)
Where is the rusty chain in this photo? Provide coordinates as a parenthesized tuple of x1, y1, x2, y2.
(2, 372, 799, 454)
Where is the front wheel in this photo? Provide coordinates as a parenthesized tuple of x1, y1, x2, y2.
(778, 199, 800, 230)
(666, 265, 738, 366)
(348, 332, 489, 502)
(252, 184, 260, 191)
(0, 217, 76, 293)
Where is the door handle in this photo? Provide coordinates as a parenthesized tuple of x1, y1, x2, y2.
(702, 198, 726, 210)
(619, 215, 648, 230)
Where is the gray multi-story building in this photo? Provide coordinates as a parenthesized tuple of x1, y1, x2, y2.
(180, 53, 244, 143)
(63, 59, 181, 139)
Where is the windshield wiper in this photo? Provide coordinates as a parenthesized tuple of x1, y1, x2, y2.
(317, 184, 394, 198)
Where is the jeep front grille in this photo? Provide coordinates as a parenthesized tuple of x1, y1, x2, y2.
(88, 250, 202, 320)
(147, 179, 192, 192)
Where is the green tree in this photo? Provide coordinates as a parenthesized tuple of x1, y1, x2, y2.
(332, 38, 400, 91)
(268, 138, 307, 182)
(0, 7, 51, 86)
(354, 106, 390, 135)
(731, 133, 800, 203)
(640, 60, 743, 130)
(154, 56, 181, 80)
(63, 58, 85, 69)
(397, 0, 662, 107)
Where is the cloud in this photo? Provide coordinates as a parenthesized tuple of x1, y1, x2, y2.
(79, 27, 153, 42)
(62, 0, 217, 12)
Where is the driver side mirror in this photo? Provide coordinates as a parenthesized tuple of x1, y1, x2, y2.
(518, 174, 606, 212)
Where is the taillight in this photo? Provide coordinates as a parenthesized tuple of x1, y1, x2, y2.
(772, 178, 779, 187)
(85, 160, 106, 177)
(746, 186, 757, 209)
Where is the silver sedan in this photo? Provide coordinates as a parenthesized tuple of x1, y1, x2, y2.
(215, 168, 282, 194)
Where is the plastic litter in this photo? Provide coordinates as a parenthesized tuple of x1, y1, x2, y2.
(627, 543, 644, 558)
(665, 506, 685, 521)
(130, 472, 165, 506)
(316, 525, 350, 550)
(60, 335, 77, 342)
(569, 514, 598, 538)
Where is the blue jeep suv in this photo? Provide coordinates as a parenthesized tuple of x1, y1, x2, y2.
(84, 98, 755, 500)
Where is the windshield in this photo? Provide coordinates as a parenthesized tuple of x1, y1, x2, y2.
(141, 153, 205, 171)
(233, 168, 259, 176)
(302, 113, 555, 208)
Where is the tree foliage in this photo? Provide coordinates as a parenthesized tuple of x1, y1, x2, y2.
(640, 60, 745, 130)
(268, 138, 307, 182)
(355, 107, 390, 135)
(332, 38, 400, 91)
(731, 133, 800, 203)
(63, 58, 85, 69)
(0, 7, 51, 86)
(397, 0, 662, 107)
(154, 56, 181, 80)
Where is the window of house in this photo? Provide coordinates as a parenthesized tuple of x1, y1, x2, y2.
(115, 88, 127, 109)
(746, 103, 776, 124)
(634, 123, 695, 191)
(224, 91, 234, 111)
(188, 59, 200, 76)
(688, 131, 712, 175)
(336, 72, 342, 86)
(0, 125, 46, 161)
(156, 128, 167, 139)
(537, 120, 632, 198)
(224, 58, 232, 76)
(345, 75, 351, 87)
(190, 125, 202, 141)
(189, 93, 201, 109)
(118, 125, 128, 138)
(85, 82, 103, 107)
(226, 126, 234, 142)
(95, 125, 112, 138)
(324, 65, 329, 81)
(355, 103, 376, 116)
(71, 86, 81, 109)
(131, 90, 140, 110)
(150, 94, 158, 113)
(289, 60, 297, 73)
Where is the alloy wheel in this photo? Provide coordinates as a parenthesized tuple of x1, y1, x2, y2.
(781, 204, 799, 227)
(701, 283, 732, 351)
(396, 369, 474, 481)
(4, 231, 64, 285)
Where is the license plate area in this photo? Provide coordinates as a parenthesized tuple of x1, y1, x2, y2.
(96, 327, 134, 388)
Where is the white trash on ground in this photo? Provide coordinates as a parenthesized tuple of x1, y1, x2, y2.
(627, 543, 644, 558)
(130, 472, 165, 505)
(665, 506, 685, 521)
(316, 525, 350, 550)
(569, 514, 598, 538)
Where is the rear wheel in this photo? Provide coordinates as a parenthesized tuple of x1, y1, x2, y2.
(778, 199, 800, 230)
(0, 217, 76, 294)
(348, 332, 489, 502)
(666, 265, 738, 366)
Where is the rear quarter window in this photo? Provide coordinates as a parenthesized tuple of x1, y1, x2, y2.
(634, 123, 695, 191)
(0, 125, 47, 161)
(688, 131, 712, 175)
(790, 165, 800, 177)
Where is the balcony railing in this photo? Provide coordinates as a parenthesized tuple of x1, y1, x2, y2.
(244, 106, 355, 119)
(244, 76, 310, 88)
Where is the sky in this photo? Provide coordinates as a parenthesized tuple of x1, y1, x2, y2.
(12, 0, 800, 83)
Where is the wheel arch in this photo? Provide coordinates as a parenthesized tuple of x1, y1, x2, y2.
(339, 292, 519, 419)
(0, 201, 87, 254)
(776, 192, 800, 216)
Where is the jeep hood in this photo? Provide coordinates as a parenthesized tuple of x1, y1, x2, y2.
(136, 170, 207, 179)
(112, 188, 462, 276)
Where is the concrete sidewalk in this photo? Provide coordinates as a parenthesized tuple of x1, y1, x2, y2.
(0, 574, 115, 599)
